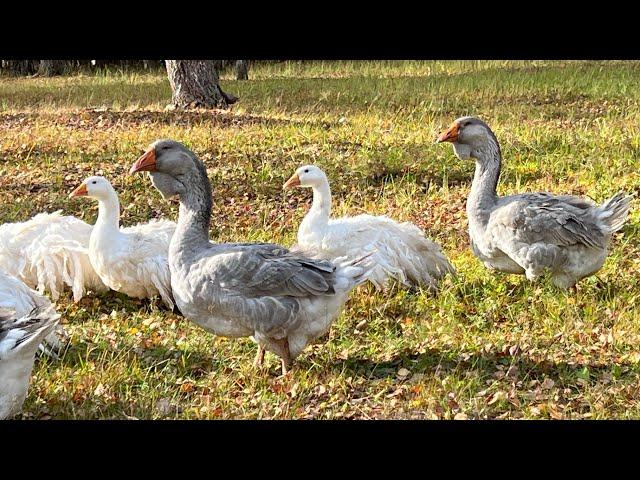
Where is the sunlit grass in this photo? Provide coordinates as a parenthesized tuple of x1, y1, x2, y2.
(1, 60, 639, 419)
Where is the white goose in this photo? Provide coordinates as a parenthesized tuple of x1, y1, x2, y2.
(0, 269, 65, 358)
(436, 116, 633, 288)
(0, 211, 107, 302)
(283, 165, 454, 290)
(70, 176, 176, 309)
(0, 301, 60, 419)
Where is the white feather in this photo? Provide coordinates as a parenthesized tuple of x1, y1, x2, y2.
(288, 166, 454, 290)
(0, 211, 107, 301)
(76, 176, 176, 309)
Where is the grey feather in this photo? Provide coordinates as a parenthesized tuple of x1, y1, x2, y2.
(443, 116, 632, 288)
(141, 139, 373, 366)
(501, 193, 608, 249)
(0, 304, 60, 419)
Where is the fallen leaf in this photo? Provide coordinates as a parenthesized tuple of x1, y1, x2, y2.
(355, 319, 367, 331)
(505, 365, 519, 380)
(487, 391, 507, 405)
(156, 398, 172, 415)
(180, 382, 195, 393)
(541, 378, 555, 390)
(93, 383, 107, 397)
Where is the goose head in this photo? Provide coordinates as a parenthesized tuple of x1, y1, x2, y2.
(129, 139, 194, 200)
(436, 116, 499, 161)
(69, 176, 115, 201)
(283, 165, 328, 190)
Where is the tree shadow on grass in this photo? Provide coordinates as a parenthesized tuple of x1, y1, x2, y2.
(56, 329, 226, 381)
(0, 109, 337, 131)
(328, 346, 634, 387)
(590, 276, 629, 303)
(357, 160, 547, 191)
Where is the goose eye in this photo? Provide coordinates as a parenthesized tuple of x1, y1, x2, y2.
(304, 169, 309, 173)
(92, 181, 97, 184)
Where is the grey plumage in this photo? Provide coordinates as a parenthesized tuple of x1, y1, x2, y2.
(438, 116, 632, 288)
(0, 305, 60, 419)
(0, 306, 59, 349)
(599, 192, 633, 233)
(499, 193, 608, 249)
(131, 139, 373, 372)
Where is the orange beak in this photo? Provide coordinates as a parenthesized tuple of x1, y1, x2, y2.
(436, 122, 460, 143)
(283, 173, 301, 189)
(130, 148, 157, 174)
(69, 183, 88, 198)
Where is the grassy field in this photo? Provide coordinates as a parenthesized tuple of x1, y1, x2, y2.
(1, 60, 639, 419)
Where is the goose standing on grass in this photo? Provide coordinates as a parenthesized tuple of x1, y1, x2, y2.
(283, 165, 454, 291)
(129, 140, 374, 374)
(69, 176, 176, 309)
(0, 211, 107, 302)
(0, 302, 60, 419)
(0, 269, 65, 359)
(436, 116, 632, 288)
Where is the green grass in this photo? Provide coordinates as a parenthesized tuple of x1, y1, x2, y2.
(1, 60, 639, 419)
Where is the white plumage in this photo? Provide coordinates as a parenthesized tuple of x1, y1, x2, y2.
(0, 210, 107, 302)
(284, 165, 455, 290)
(0, 269, 51, 318)
(70, 176, 176, 309)
(0, 301, 60, 419)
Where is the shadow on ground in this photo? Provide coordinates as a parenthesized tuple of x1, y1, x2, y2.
(0, 109, 337, 131)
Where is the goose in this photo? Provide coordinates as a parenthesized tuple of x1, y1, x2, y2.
(0, 211, 107, 302)
(129, 140, 374, 374)
(0, 303, 60, 419)
(0, 269, 65, 359)
(69, 176, 176, 309)
(436, 116, 632, 288)
(283, 165, 454, 291)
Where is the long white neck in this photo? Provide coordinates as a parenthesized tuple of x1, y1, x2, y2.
(299, 180, 332, 240)
(467, 137, 501, 228)
(94, 188, 121, 234)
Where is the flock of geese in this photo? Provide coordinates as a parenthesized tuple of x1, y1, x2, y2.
(0, 116, 633, 419)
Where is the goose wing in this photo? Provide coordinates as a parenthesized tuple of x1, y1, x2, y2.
(211, 243, 336, 298)
(189, 243, 337, 336)
(494, 193, 607, 249)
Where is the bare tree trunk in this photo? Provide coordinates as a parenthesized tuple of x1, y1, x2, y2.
(37, 60, 68, 76)
(143, 60, 164, 70)
(165, 60, 238, 109)
(235, 60, 248, 80)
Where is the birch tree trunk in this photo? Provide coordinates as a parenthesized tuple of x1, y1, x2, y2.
(165, 60, 238, 109)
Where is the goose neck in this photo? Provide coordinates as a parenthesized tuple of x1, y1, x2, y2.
(173, 169, 213, 252)
(468, 139, 501, 220)
(310, 182, 332, 222)
(95, 191, 121, 232)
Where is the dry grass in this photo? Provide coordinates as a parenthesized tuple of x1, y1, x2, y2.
(1, 60, 639, 419)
